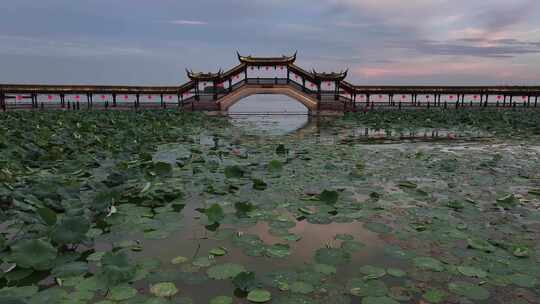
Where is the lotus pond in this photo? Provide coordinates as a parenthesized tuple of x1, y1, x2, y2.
(1, 110, 540, 304)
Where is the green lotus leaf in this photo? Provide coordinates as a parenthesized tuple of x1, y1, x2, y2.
(423, 289, 447, 303)
(207, 263, 246, 280)
(171, 256, 189, 264)
(204, 204, 225, 224)
(150, 282, 178, 297)
(313, 264, 337, 275)
(512, 245, 530, 258)
(359, 265, 386, 279)
(210, 296, 233, 304)
(467, 238, 495, 252)
(225, 165, 244, 178)
(152, 161, 173, 177)
(51, 262, 89, 278)
(347, 278, 388, 297)
(268, 160, 283, 172)
(413, 257, 445, 272)
(314, 248, 351, 266)
(233, 271, 259, 292)
(448, 281, 490, 300)
(364, 222, 393, 234)
(192, 256, 215, 267)
(508, 273, 537, 287)
(10, 239, 57, 270)
(319, 190, 338, 205)
(209, 247, 227, 256)
(247, 289, 272, 303)
(457, 266, 487, 278)
(252, 179, 267, 190)
(36, 207, 57, 226)
(386, 268, 406, 278)
(51, 216, 90, 245)
(265, 243, 290, 258)
(290, 281, 314, 294)
(107, 285, 137, 301)
(99, 251, 136, 286)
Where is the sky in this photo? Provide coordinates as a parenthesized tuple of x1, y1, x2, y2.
(1, 0, 540, 85)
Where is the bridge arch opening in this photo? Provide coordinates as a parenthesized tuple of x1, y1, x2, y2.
(228, 94, 310, 135)
(228, 94, 309, 115)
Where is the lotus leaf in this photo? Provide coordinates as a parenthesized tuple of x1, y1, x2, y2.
(448, 281, 490, 300)
(210, 296, 233, 304)
(107, 285, 137, 301)
(10, 239, 57, 270)
(314, 248, 351, 266)
(247, 289, 272, 303)
(413, 257, 445, 272)
(207, 263, 246, 280)
(150, 282, 178, 297)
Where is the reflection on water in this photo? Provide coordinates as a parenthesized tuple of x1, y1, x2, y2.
(228, 95, 491, 140)
(229, 94, 310, 135)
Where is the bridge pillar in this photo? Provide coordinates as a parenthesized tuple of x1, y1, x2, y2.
(334, 81, 339, 101)
(87, 93, 92, 109)
(0, 92, 5, 112)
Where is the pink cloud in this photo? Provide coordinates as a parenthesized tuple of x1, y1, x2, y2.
(354, 61, 538, 80)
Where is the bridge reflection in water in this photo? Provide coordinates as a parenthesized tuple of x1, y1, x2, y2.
(228, 94, 310, 135)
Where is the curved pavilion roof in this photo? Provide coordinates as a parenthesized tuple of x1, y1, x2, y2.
(237, 51, 296, 66)
(186, 69, 223, 81)
(312, 69, 348, 81)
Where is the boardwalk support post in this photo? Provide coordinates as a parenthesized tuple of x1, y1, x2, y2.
(0, 92, 5, 112)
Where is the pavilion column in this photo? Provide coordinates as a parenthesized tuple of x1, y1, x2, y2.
(302, 78, 306, 92)
(335, 81, 339, 101)
(213, 81, 217, 101)
(113, 93, 117, 107)
(244, 67, 248, 81)
(286, 67, 290, 84)
(527, 96, 531, 107)
(317, 82, 321, 100)
(228, 78, 232, 93)
(535, 96, 538, 107)
(60, 94, 65, 108)
(160, 94, 164, 108)
(136, 94, 140, 108)
(195, 81, 200, 101)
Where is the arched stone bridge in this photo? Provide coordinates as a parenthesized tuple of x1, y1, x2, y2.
(1, 52, 540, 115)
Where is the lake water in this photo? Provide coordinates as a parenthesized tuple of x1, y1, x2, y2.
(2, 105, 539, 304)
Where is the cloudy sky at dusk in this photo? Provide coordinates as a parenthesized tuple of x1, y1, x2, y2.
(1, 0, 540, 85)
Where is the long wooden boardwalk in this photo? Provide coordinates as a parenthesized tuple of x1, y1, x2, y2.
(1, 53, 539, 115)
